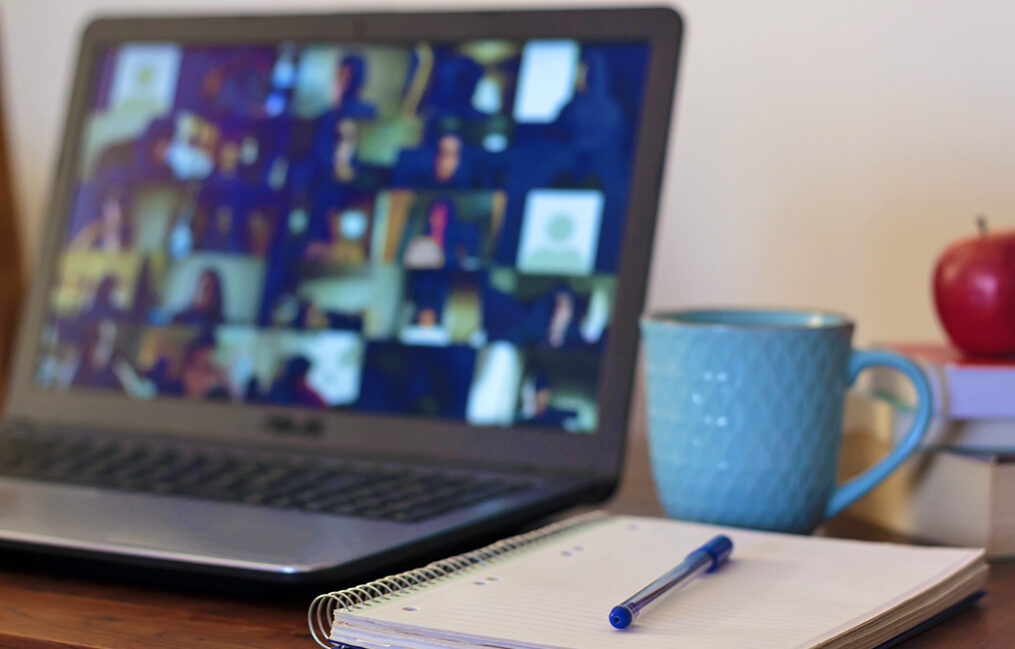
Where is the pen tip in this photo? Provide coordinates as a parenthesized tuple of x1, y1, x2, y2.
(609, 605, 633, 629)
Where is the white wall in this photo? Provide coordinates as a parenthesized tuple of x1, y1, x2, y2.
(4, 0, 1015, 345)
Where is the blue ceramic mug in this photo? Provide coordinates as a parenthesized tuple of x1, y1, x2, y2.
(640, 309, 933, 533)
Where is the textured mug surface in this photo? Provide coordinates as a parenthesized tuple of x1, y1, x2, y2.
(640, 309, 932, 534)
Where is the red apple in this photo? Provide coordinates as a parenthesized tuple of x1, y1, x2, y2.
(933, 217, 1015, 356)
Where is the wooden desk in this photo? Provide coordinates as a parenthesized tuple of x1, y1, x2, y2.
(0, 433, 1012, 648)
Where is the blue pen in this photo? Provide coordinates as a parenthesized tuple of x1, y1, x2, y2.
(608, 534, 733, 629)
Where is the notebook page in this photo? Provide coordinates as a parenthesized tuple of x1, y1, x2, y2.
(336, 515, 983, 649)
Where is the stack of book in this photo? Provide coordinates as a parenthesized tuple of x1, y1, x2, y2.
(841, 343, 1014, 557)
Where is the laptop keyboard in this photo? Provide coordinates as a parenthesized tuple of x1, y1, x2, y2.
(0, 432, 531, 523)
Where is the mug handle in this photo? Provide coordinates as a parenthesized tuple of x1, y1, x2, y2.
(824, 349, 933, 519)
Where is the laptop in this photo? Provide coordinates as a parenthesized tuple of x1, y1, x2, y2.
(0, 7, 682, 582)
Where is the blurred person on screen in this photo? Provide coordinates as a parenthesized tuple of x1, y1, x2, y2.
(173, 269, 226, 328)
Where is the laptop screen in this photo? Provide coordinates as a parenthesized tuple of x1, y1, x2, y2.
(35, 39, 650, 434)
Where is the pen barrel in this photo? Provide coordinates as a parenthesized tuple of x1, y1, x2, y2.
(622, 550, 712, 618)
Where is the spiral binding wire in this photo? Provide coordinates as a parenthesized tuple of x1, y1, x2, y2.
(308, 510, 609, 647)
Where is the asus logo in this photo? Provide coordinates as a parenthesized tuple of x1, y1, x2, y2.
(264, 415, 324, 438)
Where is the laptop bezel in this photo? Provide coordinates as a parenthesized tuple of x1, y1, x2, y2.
(6, 7, 682, 477)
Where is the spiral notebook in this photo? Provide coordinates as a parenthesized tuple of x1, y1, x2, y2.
(309, 512, 987, 649)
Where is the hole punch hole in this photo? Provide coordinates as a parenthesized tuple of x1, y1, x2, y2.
(473, 581, 487, 585)
(561, 550, 573, 556)
(403, 606, 419, 612)
(486, 576, 500, 581)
